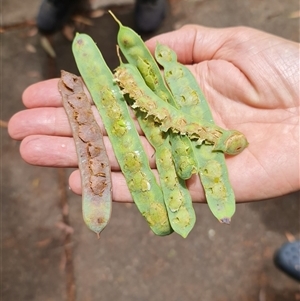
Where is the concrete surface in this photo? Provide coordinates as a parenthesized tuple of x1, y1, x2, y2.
(1, 0, 300, 301)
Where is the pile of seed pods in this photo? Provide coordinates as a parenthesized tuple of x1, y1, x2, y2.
(61, 11, 248, 238)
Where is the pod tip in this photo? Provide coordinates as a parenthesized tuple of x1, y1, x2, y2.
(220, 217, 231, 224)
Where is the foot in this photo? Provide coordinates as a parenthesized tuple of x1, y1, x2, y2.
(36, 0, 79, 34)
(274, 240, 300, 281)
(134, 0, 167, 33)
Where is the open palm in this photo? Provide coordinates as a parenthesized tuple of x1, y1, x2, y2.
(147, 25, 299, 201)
(8, 25, 299, 202)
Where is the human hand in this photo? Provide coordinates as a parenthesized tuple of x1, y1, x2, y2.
(8, 25, 299, 202)
(147, 25, 300, 201)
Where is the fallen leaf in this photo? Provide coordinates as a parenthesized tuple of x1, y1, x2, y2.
(0, 120, 8, 128)
(36, 237, 52, 248)
(32, 178, 40, 188)
(25, 43, 37, 53)
(40, 36, 56, 58)
(27, 27, 38, 37)
(27, 71, 41, 78)
(89, 9, 105, 19)
(72, 15, 93, 26)
(289, 10, 300, 18)
(56, 221, 74, 234)
(62, 24, 75, 41)
(285, 231, 296, 242)
(258, 288, 266, 301)
(62, 203, 69, 216)
(173, 20, 185, 30)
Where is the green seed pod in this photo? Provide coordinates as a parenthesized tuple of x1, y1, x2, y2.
(125, 80, 196, 237)
(72, 33, 172, 236)
(169, 133, 198, 180)
(109, 10, 172, 103)
(110, 10, 199, 180)
(155, 43, 247, 223)
(114, 63, 248, 155)
(155, 138, 196, 238)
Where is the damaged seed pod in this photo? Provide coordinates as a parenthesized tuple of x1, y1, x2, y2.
(110, 10, 199, 180)
(127, 97, 196, 238)
(59, 70, 112, 235)
(114, 63, 248, 155)
(155, 43, 242, 223)
(72, 33, 172, 236)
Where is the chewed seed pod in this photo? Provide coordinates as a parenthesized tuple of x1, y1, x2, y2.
(169, 133, 198, 180)
(154, 43, 247, 223)
(59, 71, 112, 236)
(72, 33, 172, 236)
(109, 12, 196, 236)
(155, 138, 196, 238)
(110, 10, 199, 180)
(114, 63, 248, 155)
(125, 75, 197, 238)
(218, 131, 249, 155)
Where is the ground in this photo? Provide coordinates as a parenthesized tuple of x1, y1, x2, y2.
(1, 0, 300, 300)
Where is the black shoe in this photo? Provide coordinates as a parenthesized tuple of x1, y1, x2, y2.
(36, 0, 79, 34)
(274, 240, 300, 281)
(134, 0, 167, 33)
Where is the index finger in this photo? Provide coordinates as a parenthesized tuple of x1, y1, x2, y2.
(145, 24, 258, 65)
(145, 24, 225, 64)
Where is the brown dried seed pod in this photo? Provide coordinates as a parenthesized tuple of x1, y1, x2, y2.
(59, 70, 112, 235)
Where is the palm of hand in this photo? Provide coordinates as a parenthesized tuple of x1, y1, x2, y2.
(181, 27, 299, 201)
(8, 25, 299, 202)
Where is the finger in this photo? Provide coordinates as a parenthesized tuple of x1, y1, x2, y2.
(145, 24, 224, 64)
(8, 107, 72, 140)
(22, 78, 62, 108)
(146, 25, 261, 113)
(19, 135, 156, 169)
(8, 106, 105, 140)
(8, 105, 144, 141)
(68, 153, 257, 204)
(69, 169, 207, 203)
(70, 169, 207, 203)
(69, 169, 133, 201)
(145, 24, 254, 64)
(20, 135, 79, 167)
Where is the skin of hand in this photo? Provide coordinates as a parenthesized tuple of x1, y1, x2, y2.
(8, 25, 300, 203)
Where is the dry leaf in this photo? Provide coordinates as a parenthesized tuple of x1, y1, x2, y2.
(27, 27, 38, 37)
(285, 231, 296, 242)
(62, 24, 75, 41)
(0, 120, 8, 128)
(89, 9, 105, 19)
(32, 178, 40, 188)
(26, 43, 37, 53)
(289, 10, 300, 18)
(56, 221, 74, 234)
(40, 36, 56, 58)
(72, 15, 93, 26)
(36, 238, 52, 248)
(27, 71, 41, 78)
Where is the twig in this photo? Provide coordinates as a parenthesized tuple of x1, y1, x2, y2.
(57, 168, 76, 301)
(0, 20, 36, 33)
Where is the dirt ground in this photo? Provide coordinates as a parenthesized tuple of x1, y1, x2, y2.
(1, 0, 300, 300)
